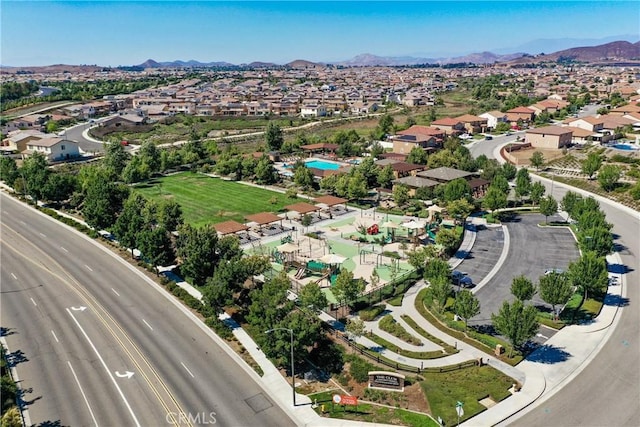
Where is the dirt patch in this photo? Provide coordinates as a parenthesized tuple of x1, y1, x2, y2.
(508, 147, 567, 166)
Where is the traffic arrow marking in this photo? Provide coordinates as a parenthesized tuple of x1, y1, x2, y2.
(115, 371, 135, 379)
(71, 306, 87, 311)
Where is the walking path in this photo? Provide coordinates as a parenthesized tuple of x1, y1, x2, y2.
(5, 182, 629, 427)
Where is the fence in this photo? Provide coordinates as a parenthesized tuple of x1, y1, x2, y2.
(335, 330, 478, 374)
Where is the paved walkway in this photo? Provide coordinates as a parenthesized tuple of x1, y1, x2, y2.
(8, 185, 628, 427)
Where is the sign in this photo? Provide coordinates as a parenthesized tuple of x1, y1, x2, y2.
(456, 401, 464, 417)
(332, 394, 357, 406)
(368, 371, 405, 392)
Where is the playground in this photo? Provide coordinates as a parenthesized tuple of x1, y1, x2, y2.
(249, 206, 450, 304)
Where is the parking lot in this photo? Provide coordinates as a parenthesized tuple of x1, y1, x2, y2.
(454, 224, 504, 287)
(467, 213, 580, 327)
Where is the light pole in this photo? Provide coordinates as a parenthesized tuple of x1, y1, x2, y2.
(265, 327, 296, 406)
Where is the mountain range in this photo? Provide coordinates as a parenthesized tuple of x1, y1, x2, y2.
(2, 39, 639, 72)
(134, 40, 640, 69)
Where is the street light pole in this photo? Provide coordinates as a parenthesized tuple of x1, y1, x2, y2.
(265, 327, 296, 406)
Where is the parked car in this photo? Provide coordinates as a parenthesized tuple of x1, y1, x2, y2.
(485, 135, 493, 140)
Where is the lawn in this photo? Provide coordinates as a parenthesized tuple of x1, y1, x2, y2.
(421, 365, 514, 426)
(134, 172, 297, 227)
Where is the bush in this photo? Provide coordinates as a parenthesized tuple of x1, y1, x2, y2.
(346, 354, 377, 383)
(378, 315, 421, 346)
(205, 316, 233, 340)
(359, 304, 385, 321)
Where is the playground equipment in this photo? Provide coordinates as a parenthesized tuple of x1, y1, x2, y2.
(366, 224, 379, 235)
(281, 234, 293, 244)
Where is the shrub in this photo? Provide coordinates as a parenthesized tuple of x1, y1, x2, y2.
(359, 304, 385, 321)
(205, 316, 233, 340)
(378, 315, 421, 346)
(347, 354, 377, 383)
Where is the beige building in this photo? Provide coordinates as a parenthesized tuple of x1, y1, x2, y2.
(525, 126, 573, 149)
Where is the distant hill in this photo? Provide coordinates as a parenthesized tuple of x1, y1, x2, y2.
(137, 59, 235, 68)
(333, 51, 525, 66)
(506, 41, 640, 65)
(0, 64, 108, 74)
(286, 59, 323, 68)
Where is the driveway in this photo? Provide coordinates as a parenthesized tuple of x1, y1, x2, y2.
(454, 224, 504, 289)
(468, 213, 580, 327)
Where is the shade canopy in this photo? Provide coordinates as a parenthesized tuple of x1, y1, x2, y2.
(427, 204, 444, 213)
(277, 242, 300, 253)
(401, 220, 426, 230)
(381, 221, 399, 229)
(319, 253, 347, 264)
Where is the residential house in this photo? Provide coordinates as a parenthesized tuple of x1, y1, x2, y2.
(609, 103, 640, 116)
(24, 137, 80, 161)
(300, 104, 327, 118)
(528, 99, 569, 115)
(479, 111, 508, 130)
(2, 130, 48, 152)
(567, 127, 599, 144)
(524, 126, 572, 149)
(430, 118, 465, 135)
(454, 114, 488, 134)
(392, 175, 439, 197)
(375, 159, 425, 179)
(506, 106, 536, 125)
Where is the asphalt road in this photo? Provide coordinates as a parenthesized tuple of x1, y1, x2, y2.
(63, 121, 105, 154)
(471, 135, 640, 426)
(0, 193, 296, 427)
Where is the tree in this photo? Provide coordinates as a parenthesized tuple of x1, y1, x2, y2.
(514, 167, 531, 201)
(539, 195, 558, 224)
(176, 224, 219, 287)
(299, 282, 328, 313)
(41, 172, 78, 203)
(157, 199, 183, 232)
(530, 151, 545, 171)
(406, 146, 428, 165)
(264, 122, 283, 151)
(561, 191, 582, 221)
(443, 178, 471, 203)
(347, 173, 368, 201)
(454, 290, 480, 330)
(529, 181, 546, 206)
(378, 114, 394, 136)
(539, 272, 573, 320)
(255, 156, 278, 184)
(428, 276, 451, 313)
(510, 275, 536, 302)
(293, 165, 315, 190)
(567, 251, 609, 302)
(0, 156, 19, 187)
(345, 318, 366, 341)
(423, 258, 451, 283)
(581, 152, 602, 179)
(435, 228, 459, 255)
(20, 152, 49, 203)
(393, 184, 409, 207)
(138, 141, 161, 174)
(597, 164, 621, 191)
(122, 155, 146, 183)
(138, 226, 175, 274)
(376, 165, 394, 189)
(82, 173, 129, 230)
(333, 269, 364, 311)
(103, 140, 129, 179)
(482, 186, 508, 213)
(492, 299, 539, 357)
(578, 227, 613, 257)
(491, 175, 510, 195)
(112, 193, 148, 258)
(447, 198, 474, 224)
(501, 163, 517, 181)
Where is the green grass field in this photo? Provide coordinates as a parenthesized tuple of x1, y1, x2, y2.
(134, 172, 297, 227)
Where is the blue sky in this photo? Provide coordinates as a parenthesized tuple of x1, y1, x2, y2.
(2, 1, 639, 66)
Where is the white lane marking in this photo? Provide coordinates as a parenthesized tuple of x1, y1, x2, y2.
(111, 288, 120, 297)
(85, 265, 93, 272)
(30, 297, 37, 306)
(67, 360, 100, 427)
(142, 319, 153, 331)
(19, 220, 26, 225)
(11, 273, 17, 280)
(51, 330, 59, 343)
(536, 333, 549, 339)
(115, 371, 135, 379)
(71, 306, 87, 311)
(180, 362, 195, 378)
(66, 309, 141, 427)
(39, 233, 46, 238)
(61, 246, 69, 253)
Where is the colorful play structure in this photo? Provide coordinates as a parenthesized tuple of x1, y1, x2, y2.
(366, 224, 379, 235)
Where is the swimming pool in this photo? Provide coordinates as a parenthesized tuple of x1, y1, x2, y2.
(304, 160, 342, 170)
(610, 143, 639, 151)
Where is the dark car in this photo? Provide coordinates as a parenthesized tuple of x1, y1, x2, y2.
(485, 135, 493, 140)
